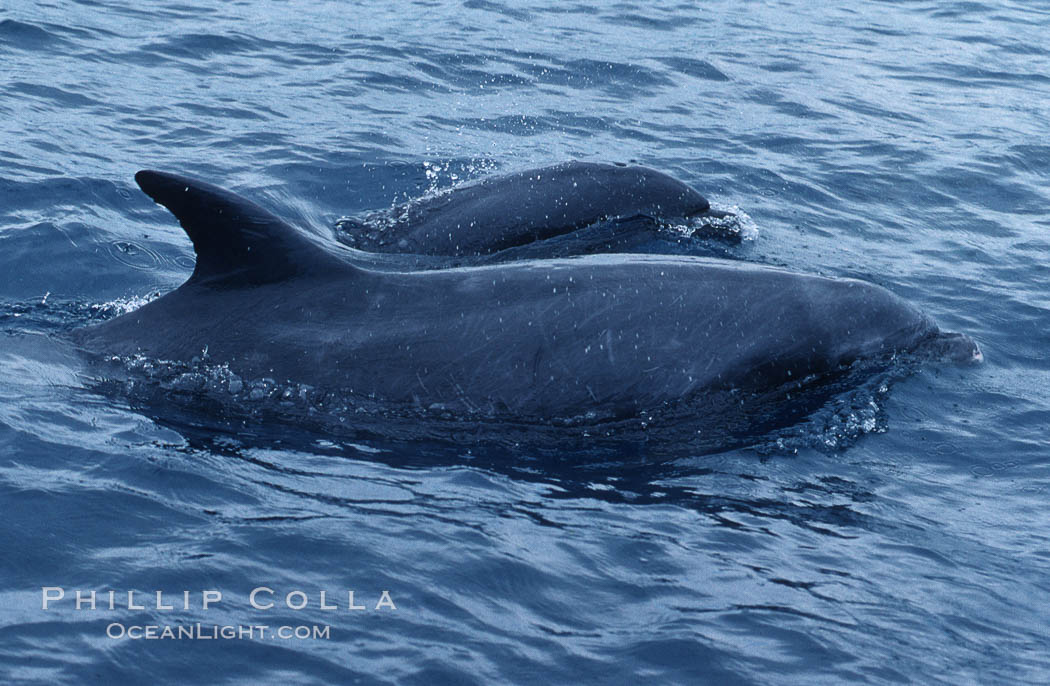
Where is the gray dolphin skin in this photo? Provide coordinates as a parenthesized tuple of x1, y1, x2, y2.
(72, 170, 980, 422)
(335, 161, 728, 256)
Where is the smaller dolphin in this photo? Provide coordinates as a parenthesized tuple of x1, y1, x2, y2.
(335, 161, 733, 257)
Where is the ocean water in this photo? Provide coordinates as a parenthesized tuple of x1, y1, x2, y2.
(2, 0, 1049, 683)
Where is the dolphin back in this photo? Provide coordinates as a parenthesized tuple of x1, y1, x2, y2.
(337, 162, 714, 257)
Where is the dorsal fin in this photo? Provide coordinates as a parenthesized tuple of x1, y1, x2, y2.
(135, 170, 345, 287)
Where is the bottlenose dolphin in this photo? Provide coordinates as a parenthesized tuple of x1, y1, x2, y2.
(72, 171, 980, 423)
(335, 161, 735, 257)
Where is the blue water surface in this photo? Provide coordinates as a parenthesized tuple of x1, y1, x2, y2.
(2, 0, 1049, 684)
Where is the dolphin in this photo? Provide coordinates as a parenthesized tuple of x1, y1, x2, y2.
(335, 161, 736, 257)
(72, 170, 980, 423)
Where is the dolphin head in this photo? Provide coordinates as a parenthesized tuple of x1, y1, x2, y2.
(918, 331, 984, 365)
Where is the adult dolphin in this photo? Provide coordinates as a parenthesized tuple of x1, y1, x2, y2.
(72, 171, 980, 421)
(335, 161, 736, 257)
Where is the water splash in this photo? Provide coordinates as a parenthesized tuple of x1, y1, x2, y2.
(663, 202, 758, 243)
